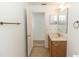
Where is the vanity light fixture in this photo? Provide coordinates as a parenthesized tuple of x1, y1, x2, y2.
(57, 1, 69, 12)
(41, 3, 47, 5)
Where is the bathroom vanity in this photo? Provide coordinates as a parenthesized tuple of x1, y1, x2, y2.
(48, 8, 68, 57)
(48, 33, 67, 57)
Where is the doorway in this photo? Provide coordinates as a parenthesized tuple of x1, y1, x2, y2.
(30, 12, 49, 57)
(32, 13, 46, 47)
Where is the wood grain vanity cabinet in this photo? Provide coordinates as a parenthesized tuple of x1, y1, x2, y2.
(48, 36, 67, 57)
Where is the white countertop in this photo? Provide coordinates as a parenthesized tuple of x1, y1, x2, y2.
(48, 32, 67, 41)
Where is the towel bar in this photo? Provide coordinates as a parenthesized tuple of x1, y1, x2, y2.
(0, 21, 21, 25)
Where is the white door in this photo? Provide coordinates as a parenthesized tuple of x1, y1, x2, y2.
(0, 3, 26, 57)
(26, 8, 33, 57)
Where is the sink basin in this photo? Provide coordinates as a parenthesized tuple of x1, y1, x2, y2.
(53, 33, 62, 38)
(49, 32, 67, 41)
(57, 33, 61, 37)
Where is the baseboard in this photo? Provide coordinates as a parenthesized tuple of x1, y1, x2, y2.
(33, 40, 45, 47)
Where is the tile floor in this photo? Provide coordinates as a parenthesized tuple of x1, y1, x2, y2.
(30, 40, 49, 57)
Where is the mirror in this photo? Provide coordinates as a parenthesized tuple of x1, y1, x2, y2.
(48, 8, 68, 33)
(58, 8, 68, 33)
(49, 15, 58, 24)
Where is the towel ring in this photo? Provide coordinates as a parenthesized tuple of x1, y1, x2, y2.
(73, 21, 79, 29)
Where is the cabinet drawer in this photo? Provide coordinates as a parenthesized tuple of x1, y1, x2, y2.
(51, 41, 67, 47)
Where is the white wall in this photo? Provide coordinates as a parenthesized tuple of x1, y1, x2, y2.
(67, 2, 79, 56)
(32, 13, 46, 40)
(0, 2, 27, 57)
(31, 5, 46, 13)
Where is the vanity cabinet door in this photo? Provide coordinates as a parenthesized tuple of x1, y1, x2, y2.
(51, 41, 67, 57)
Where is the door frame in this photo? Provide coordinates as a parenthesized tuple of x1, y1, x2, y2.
(24, 9, 28, 57)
